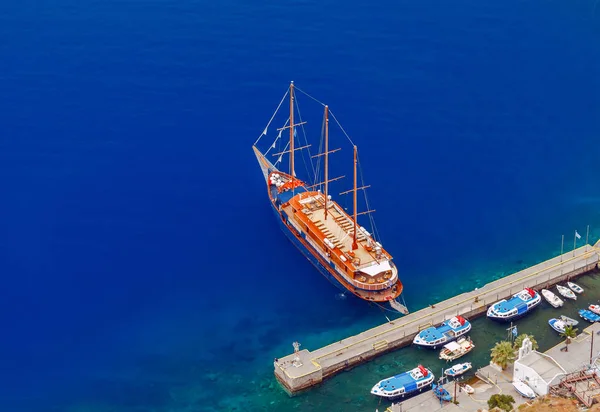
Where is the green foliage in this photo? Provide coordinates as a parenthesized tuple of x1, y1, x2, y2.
(513, 334, 538, 351)
(487, 394, 515, 411)
(560, 325, 578, 351)
(490, 341, 515, 370)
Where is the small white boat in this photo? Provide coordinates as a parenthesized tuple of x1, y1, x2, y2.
(513, 380, 535, 398)
(444, 362, 472, 377)
(541, 289, 563, 308)
(567, 282, 584, 294)
(439, 337, 475, 361)
(462, 384, 474, 394)
(590, 305, 600, 315)
(560, 315, 579, 326)
(556, 285, 577, 300)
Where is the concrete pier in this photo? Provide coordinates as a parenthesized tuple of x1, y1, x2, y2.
(274, 244, 600, 394)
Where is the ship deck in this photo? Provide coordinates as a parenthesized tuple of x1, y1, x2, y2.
(288, 192, 395, 284)
(420, 322, 452, 341)
(377, 371, 420, 391)
(304, 204, 381, 272)
(493, 294, 529, 312)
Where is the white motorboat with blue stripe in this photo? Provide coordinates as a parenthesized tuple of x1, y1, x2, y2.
(548, 318, 566, 333)
(444, 362, 472, 378)
(370, 365, 435, 399)
(487, 288, 541, 322)
(413, 316, 471, 348)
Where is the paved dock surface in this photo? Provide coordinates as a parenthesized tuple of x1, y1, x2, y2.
(275, 245, 599, 394)
(544, 322, 600, 373)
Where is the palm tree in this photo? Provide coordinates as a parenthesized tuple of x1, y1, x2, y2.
(513, 334, 539, 352)
(490, 341, 515, 370)
(560, 325, 578, 352)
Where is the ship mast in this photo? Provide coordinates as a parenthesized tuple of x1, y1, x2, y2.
(289, 81, 295, 187)
(324, 105, 329, 220)
(352, 145, 358, 250)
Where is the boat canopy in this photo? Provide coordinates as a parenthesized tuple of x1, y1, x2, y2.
(360, 260, 392, 276)
(443, 341, 461, 351)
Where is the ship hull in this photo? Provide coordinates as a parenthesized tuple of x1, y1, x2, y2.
(271, 203, 360, 297)
(413, 326, 471, 349)
(487, 302, 540, 323)
(271, 204, 355, 296)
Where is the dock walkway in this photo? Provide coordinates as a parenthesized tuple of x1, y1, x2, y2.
(275, 245, 599, 394)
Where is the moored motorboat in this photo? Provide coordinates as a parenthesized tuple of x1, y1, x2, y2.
(548, 318, 566, 333)
(413, 316, 471, 349)
(589, 305, 600, 315)
(513, 380, 535, 398)
(568, 281, 584, 294)
(486, 288, 541, 322)
(462, 384, 474, 394)
(432, 382, 452, 401)
(556, 285, 577, 300)
(560, 315, 579, 326)
(439, 337, 474, 361)
(370, 365, 435, 398)
(579, 309, 600, 323)
(444, 362, 472, 378)
(541, 289, 563, 308)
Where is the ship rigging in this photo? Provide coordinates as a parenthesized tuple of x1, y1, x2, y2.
(253, 82, 408, 314)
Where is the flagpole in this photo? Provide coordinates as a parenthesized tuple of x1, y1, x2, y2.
(561, 235, 564, 261)
(586, 225, 590, 245)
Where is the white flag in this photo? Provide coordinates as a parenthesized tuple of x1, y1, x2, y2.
(262, 126, 268, 136)
(575, 231, 581, 239)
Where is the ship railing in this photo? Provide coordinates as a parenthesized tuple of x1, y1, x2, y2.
(348, 277, 392, 291)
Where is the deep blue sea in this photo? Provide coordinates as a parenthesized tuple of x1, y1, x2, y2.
(0, 0, 599, 411)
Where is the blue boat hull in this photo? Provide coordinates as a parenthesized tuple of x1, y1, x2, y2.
(382, 383, 434, 400)
(432, 384, 452, 401)
(578, 310, 600, 323)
